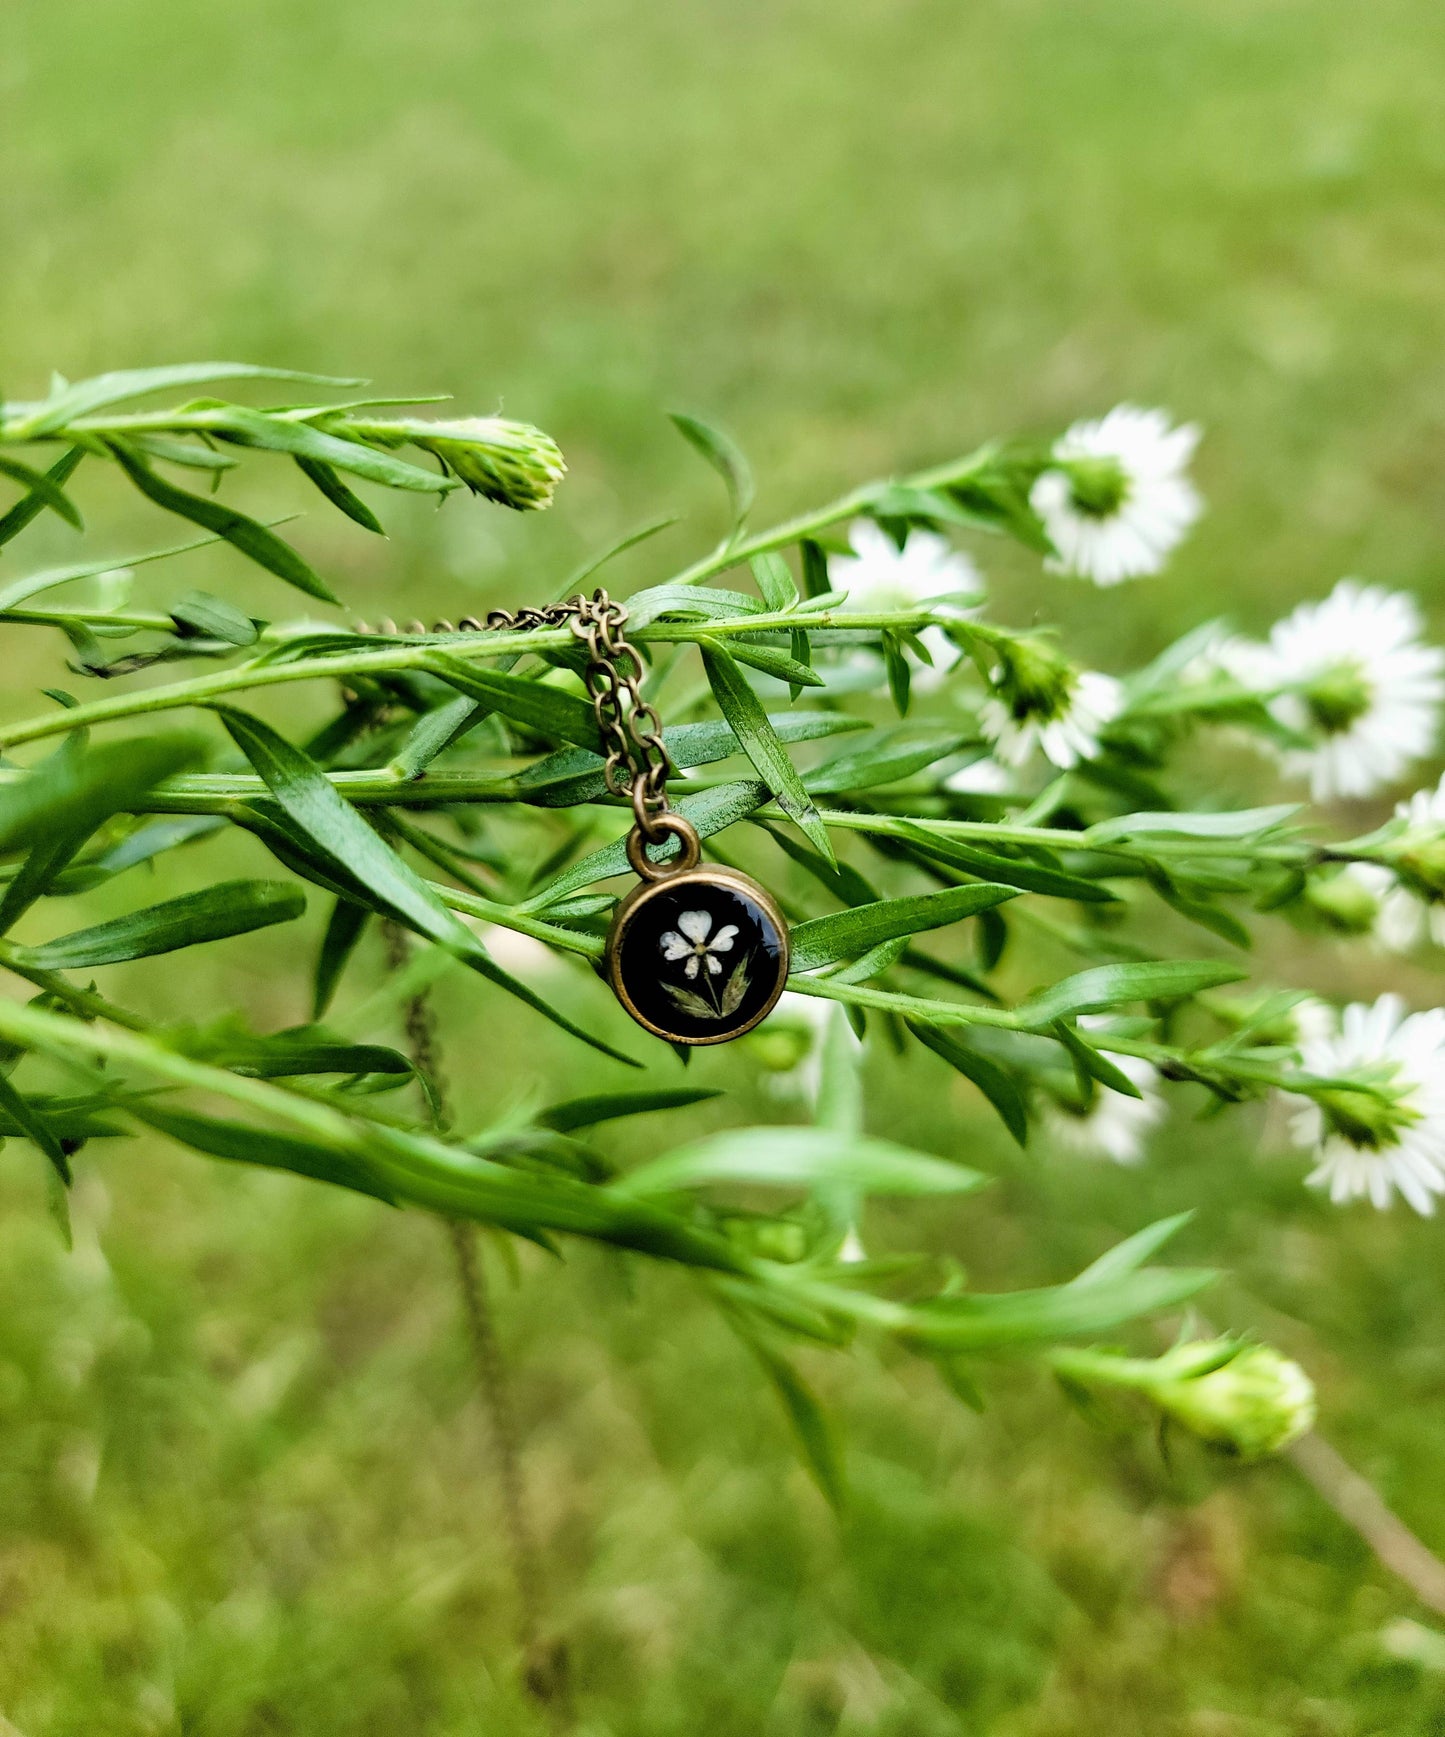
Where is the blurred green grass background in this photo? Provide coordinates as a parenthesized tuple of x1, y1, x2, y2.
(6, 0, 1445, 1731)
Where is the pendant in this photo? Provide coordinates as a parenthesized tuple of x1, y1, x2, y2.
(605, 815, 790, 1045)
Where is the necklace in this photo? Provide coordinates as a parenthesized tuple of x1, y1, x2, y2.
(402, 590, 791, 1045)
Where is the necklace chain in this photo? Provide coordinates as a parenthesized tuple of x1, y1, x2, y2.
(368, 590, 672, 835)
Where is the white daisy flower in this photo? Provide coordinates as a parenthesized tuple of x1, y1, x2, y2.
(981, 669, 1123, 770)
(830, 520, 984, 613)
(943, 755, 1014, 796)
(1337, 775, 1445, 952)
(1042, 1045, 1166, 1166)
(659, 909, 738, 979)
(1290, 993, 1445, 1214)
(1031, 405, 1202, 586)
(1228, 582, 1445, 802)
(828, 522, 984, 696)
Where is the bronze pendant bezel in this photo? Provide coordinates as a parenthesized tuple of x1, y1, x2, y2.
(605, 863, 791, 1046)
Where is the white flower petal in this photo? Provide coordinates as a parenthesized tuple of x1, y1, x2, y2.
(709, 925, 738, 953)
(678, 909, 713, 944)
(659, 931, 691, 961)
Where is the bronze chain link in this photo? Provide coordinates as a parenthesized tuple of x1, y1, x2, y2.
(365, 590, 672, 841)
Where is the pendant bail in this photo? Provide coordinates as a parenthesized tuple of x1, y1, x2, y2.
(625, 813, 701, 882)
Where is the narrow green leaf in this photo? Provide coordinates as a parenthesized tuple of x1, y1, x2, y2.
(129, 1100, 397, 1204)
(790, 884, 1019, 973)
(0, 1070, 71, 1184)
(1069, 1213, 1194, 1289)
(0, 827, 92, 933)
(218, 707, 638, 1065)
(1051, 1021, 1144, 1101)
(12, 880, 305, 969)
(669, 411, 754, 532)
(162, 1018, 409, 1078)
(806, 730, 971, 795)
(525, 780, 770, 907)
(721, 639, 824, 687)
(169, 591, 259, 646)
(1085, 805, 1302, 847)
(700, 639, 834, 863)
(908, 1021, 1029, 1147)
(0, 448, 83, 548)
(313, 897, 369, 1018)
(893, 822, 1119, 903)
(427, 658, 601, 749)
(799, 538, 831, 598)
(538, 1088, 721, 1133)
(815, 1006, 863, 1138)
(216, 406, 452, 493)
(0, 528, 240, 613)
(295, 456, 385, 533)
(617, 1126, 988, 1198)
(108, 442, 339, 603)
(1014, 961, 1246, 1028)
(0, 734, 202, 858)
(751, 551, 797, 610)
(0, 455, 81, 528)
(903, 1267, 1214, 1351)
(744, 1332, 846, 1510)
(15, 364, 363, 436)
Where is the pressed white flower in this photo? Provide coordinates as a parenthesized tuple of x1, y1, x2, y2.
(1226, 582, 1445, 801)
(830, 520, 984, 613)
(659, 909, 738, 979)
(1041, 1036, 1166, 1166)
(1031, 405, 1202, 586)
(981, 669, 1123, 770)
(1290, 993, 1445, 1214)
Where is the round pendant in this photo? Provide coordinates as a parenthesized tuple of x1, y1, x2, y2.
(605, 817, 790, 1045)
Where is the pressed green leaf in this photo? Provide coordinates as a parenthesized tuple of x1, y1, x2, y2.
(0, 734, 202, 858)
(14, 364, 363, 437)
(12, 879, 305, 969)
(805, 729, 971, 795)
(218, 707, 637, 1064)
(108, 441, 339, 603)
(538, 1088, 721, 1133)
(1014, 961, 1246, 1027)
(0, 448, 84, 548)
(313, 897, 369, 1019)
(295, 456, 385, 533)
(1085, 805, 1302, 846)
(128, 1100, 397, 1204)
(617, 1126, 988, 1198)
(427, 658, 601, 749)
(0, 1069, 71, 1184)
(902, 1267, 1214, 1351)
(908, 1021, 1029, 1147)
(1069, 1213, 1193, 1289)
(790, 883, 1019, 972)
(525, 780, 769, 907)
(669, 411, 754, 532)
(0, 455, 82, 528)
(700, 639, 834, 863)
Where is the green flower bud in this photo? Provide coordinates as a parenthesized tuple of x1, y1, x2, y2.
(1060, 454, 1129, 520)
(350, 415, 566, 511)
(1301, 659, 1372, 735)
(1298, 867, 1381, 936)
(994, 634, 1076, 725)
(1151, 1342, 1316, 1459)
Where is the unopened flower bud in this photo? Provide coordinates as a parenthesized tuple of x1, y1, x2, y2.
(351, 415, 566, 511)
(1297, 867, 1381, 937)
(1151, 1341, 1316, 1459)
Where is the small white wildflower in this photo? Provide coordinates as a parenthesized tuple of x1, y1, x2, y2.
(1041, 1034, 1166, 1166)
(1225, 582, 1445, 801)
(1031, 405, 1202, 586)
(943, 755, 1014, 796)
(1337, 775, 1445, 953)
(981, 670, 1123, 770)
(830, 520, 984, 613)
(1290, 993, 1445, 1214)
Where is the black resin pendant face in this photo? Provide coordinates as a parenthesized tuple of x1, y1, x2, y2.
(606, 865, 790, 1045)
